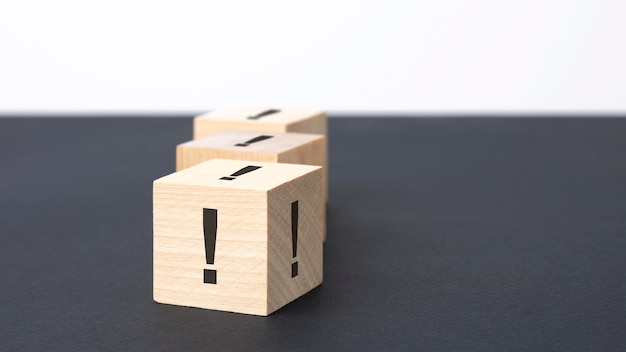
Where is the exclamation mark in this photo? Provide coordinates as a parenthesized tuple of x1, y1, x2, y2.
(235, 135, 273, 147)
(220, 165, 262, 180)
(247, 109, 280, 120)
(291, 201, 298, 278)
(203, 208, 217, 284)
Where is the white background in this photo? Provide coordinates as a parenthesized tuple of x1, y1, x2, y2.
(1, 0, 625, 114)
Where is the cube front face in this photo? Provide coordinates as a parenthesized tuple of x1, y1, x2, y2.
(176, 144, 278, 172)
(153, 184, 269, 315)
(193, 106, 327, 140)
(153, 159, 323, 316)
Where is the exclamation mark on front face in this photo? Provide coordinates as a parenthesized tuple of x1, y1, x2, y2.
(203, 208, 217, 284)
(291, 201, 298, 278)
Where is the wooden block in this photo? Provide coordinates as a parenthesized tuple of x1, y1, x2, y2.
(193, 106, 326, 139)
(153, 159, 323, 316)
(177, 130, 328, 241)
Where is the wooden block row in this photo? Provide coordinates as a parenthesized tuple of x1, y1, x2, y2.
(153, 107, 328, 316)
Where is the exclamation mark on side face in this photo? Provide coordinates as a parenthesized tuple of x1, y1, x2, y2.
(203, 208, 217, 284)
(291, 201, 298, 278)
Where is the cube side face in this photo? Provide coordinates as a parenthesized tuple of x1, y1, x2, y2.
(277, 138, 328, 241)
(177, 144, 278, 171)
(277, 137, 327, 201)
(266, 169, 324, 315)
(153, 182, 269, 316)
(283, 115, 327, 200)
(286, 113, 327, 136)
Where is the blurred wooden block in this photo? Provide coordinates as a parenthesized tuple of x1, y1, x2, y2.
(193, 106, 326, 139)
(177, 130, 328, 240)
(153, 159, 324, 316)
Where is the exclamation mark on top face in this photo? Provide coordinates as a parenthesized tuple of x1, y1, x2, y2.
(235, 135, 273, 147)
(203, 208, 217, 284)
(247, 109, 281, 120)
(220, 165, 262, 180)
(291, 201, 298, 278)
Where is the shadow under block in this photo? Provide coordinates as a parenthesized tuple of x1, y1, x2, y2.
(153, 159, 324, 316)
(193, 106, 327, 139)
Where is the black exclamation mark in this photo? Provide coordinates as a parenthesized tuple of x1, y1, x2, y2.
(220, 165, 262, 180)
(203, 208, 217, 284)
(291, 201, 298, 278)
(247, 109, 281, 120)
(235, 135, 273, 147)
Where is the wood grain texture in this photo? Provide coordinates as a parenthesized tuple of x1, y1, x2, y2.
(193, 106, 327, 139)
(153, 159, 323, 316)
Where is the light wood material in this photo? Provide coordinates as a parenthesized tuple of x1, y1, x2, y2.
(193, 106, 327, 139)
(153, 159, 323, 316)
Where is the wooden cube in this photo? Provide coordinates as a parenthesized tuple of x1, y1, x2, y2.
(177, 129, 327, 200)
(153, 159, 323, 316)
(193, 106, 326, 139)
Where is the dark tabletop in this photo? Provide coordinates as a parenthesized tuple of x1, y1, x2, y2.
(1, 116, 625, 351)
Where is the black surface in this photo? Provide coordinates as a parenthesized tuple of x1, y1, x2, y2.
(1, 117, 625, 351)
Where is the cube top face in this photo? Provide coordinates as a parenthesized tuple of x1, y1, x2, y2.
(196, 106, 324, 125)
(193, 106, 326, 139)
(180, 130, 324, 155)
(155, 158, 321, 192)
(153, 159, 324, 316)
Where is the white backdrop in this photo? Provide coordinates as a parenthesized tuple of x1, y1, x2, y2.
(1, 0, 625, 113)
